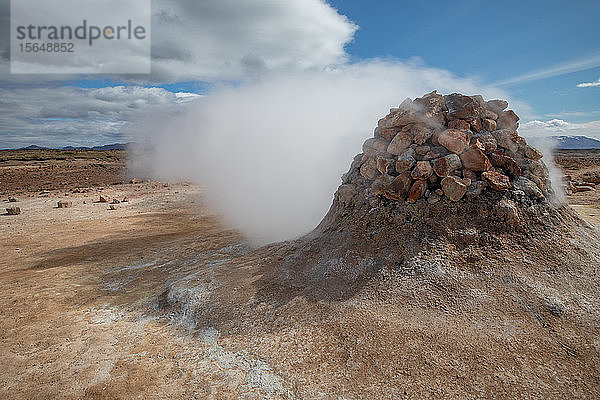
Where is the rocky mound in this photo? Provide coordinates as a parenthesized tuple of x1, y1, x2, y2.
(342, 91, 550, 207)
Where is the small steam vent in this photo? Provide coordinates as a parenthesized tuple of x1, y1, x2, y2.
(338, 92, 552, 208)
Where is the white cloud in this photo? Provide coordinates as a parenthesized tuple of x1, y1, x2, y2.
(493, 53, 600, 86)
(577, 78, 600, 88)
(0, 0, 356, 83)
(0, 86, 200, 148)
(520, 118, 600, 139)
(143, 0, 356, 82)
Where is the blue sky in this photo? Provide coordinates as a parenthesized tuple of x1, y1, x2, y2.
(326, 0, 600, 122)
(150, 0, 600, 121)
(1, 0, 599, 148)
(150, 0, 600, 120)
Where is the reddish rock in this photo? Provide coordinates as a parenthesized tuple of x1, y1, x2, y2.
(411, 161, 433, 180)
(378, 99, 422, 129)
(437, 129, 470, 154)
(396, 154, 416, 172)
(376, 157, 394, 174)
(441, 175, 469, 201)
(411, 124, 435, 145)
(415, 145, 431, 156)
(387, 132, 413, 155)
(524, 145, 543, 160)
(482, 171, 511, 191)
(371, 174, 395, 196)
(463, 169, 477, 181)
(413, 90, 446, 123)
(422, 151, 439, 160)
(445, 93, 485, 120)
(528, 159, 549, 180)
(482, 118, 496, 131)
(377, 127, 399, 142)
(448, 119, 470, 130)
(433, 154, 462, 177)
(387, 172, 412, 198)
(473, 132, 498, 153)
(497, 110, 519, 130)
(490, 153, 521, 178)
(469, 118, 483, 132)
(407, 180, 427, 203)
(524, 171, 546, 193)
(460, 141, 491, 171)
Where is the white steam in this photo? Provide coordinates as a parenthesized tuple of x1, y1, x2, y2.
(131, 60, 515, 244)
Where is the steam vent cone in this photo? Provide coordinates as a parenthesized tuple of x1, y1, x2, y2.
(306, 92, 600, 288)
(160, 92, 600, 398)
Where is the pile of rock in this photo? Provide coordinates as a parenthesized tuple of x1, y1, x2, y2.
(342, 91, 551, 205)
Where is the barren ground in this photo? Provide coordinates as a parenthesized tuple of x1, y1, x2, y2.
(1, 149, 599, 399)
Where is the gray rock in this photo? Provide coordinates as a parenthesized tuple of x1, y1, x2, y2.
(427, 192, 441, 204)
(512, 177, 544, 199)
(363, 138, 389, 154)
(465, 181, 488, 198)
(57, 200, 73, 208)
(491, 129, 518, 153)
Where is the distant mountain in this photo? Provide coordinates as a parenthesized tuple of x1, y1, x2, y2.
(527, 135, 600, 150)
(14, 143, 131, 151)
(551, 136, 600, 149)
(90, 143, 129, 150)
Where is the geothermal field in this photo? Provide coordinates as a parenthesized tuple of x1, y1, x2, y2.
(2, 93, 600, 399)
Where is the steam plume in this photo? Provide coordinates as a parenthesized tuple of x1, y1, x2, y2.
(131, 60, 518, 244)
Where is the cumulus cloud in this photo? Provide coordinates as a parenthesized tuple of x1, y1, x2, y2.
(577, 78, 600, 88)
(0, 0, 356, 83)
(148, 0, 357, 82)
(130, 60, 514, 244)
